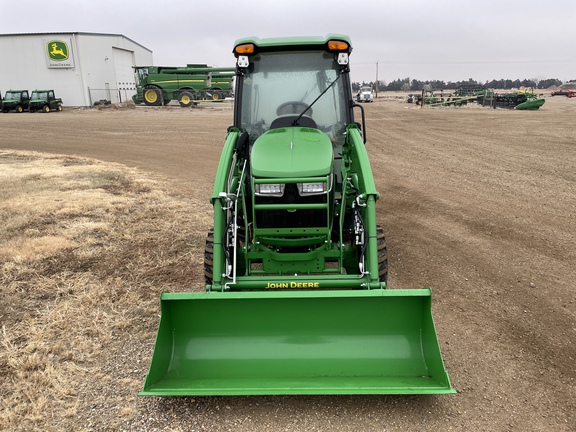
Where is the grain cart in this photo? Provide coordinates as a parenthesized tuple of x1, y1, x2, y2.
(140, 35, 454, 396)
(1, 90, 30, 113)
(29, 90, 63, 113)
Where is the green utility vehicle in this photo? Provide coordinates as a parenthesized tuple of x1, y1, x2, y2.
(1, 90, 30, 113)
(133, 64, 235, 107)
(140, 35, 454, 396)
(29, 90, 63, 113)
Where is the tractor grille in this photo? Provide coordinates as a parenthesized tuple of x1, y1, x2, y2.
(255, 183, 327, 229)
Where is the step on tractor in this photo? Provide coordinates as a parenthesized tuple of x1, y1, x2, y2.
(140, 35, 454, 396)
(1, 90, 30, 113)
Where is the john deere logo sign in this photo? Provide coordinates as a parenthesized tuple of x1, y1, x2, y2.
(47, 41, 69, 60)
(44, 38, 75, 68)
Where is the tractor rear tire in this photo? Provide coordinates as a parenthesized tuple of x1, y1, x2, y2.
(16, 105, 23, 113)
(43, 105, 50, 113)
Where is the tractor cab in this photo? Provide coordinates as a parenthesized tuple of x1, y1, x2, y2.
(233, 37, 353, 149)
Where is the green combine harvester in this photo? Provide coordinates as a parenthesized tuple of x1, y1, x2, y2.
(140, 35, 454, 396)
(133, 64, 235, 106)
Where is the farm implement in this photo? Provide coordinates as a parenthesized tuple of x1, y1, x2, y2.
(140, 35, 454, 396)
(477, 89, 546, 110)
(410, 85, 487, 107)
(410, 85, 545, 110)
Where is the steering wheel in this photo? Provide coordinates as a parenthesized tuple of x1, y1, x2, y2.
(276, 101, 312, 116)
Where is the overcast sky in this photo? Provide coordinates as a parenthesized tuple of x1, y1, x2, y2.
(1, 0, 574, 84)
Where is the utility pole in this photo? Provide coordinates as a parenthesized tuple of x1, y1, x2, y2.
(375, 61, 379, 99)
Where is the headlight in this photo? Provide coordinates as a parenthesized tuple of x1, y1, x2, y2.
(255, 183, 284, 196)
(298, 182, 325, 194)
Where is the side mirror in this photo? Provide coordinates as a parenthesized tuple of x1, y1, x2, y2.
(352, 103, 367, 144)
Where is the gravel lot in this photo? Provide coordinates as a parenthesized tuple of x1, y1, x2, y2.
(1, 94, 574, 431)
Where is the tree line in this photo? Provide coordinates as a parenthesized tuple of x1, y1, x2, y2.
(352, 77, 571, 92)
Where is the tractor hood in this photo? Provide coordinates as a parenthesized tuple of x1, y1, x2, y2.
(250, 127, 333, 178)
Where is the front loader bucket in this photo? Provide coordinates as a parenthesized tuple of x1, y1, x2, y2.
(140, 289, 454, 396)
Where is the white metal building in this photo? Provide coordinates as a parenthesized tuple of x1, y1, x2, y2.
(0, 32, 153, 107)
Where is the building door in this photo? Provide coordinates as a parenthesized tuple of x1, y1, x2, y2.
(113, 47, 136, 103)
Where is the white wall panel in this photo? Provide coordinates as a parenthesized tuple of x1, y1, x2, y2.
(0, 33, 153, 107)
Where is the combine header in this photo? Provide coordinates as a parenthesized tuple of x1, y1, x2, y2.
(411, 85, 487, 106)
(140, 35, 454, 396)
(413, 86, 545, 110)
(477, 89, 546, 110)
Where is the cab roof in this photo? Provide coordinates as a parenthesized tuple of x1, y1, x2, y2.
(233, 34, 352, 56)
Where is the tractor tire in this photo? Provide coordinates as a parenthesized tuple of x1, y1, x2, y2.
(57, 104, 63, 111)
(16, 105, 23, 113)
(204, 229, 214, 285)
(143, 86, 162, 106)
(211, 90, 222, 101)
(178, 91, 195, 107)
(376, 225, 388, 283)
(43, 105, 50, 113)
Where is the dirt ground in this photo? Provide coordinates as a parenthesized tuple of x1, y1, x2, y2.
(1, 94, 575, 431)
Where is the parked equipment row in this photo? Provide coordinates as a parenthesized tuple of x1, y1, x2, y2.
(1, 89, 63, 113)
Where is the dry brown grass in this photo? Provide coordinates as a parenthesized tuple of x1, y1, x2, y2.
(0, 150, 211, 431)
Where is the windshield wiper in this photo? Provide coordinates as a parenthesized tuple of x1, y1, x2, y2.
(291, 74, 342, 126)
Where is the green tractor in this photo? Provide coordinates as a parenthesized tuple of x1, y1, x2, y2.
(1, 90, 30, 113)
(140, 35, 454, 396)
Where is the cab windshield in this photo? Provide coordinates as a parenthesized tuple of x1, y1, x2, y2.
(135, 67, 149, 82)
(238, 50, 349, 141)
